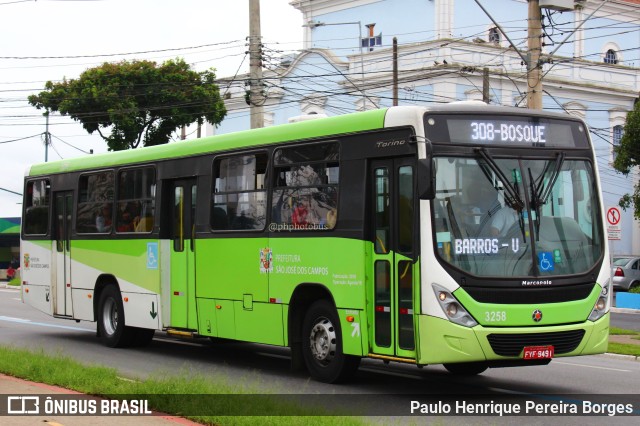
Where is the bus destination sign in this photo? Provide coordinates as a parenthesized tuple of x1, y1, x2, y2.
(469, 121, 546, 144)
(425, 114, 588, 148)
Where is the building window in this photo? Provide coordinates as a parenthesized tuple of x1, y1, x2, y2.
(613, 125, 623, 161)
(361, 23, 381, 51)
(361, 35, 382, 51)
(488, 27, 501, 44)
(604, 49, 618, 64)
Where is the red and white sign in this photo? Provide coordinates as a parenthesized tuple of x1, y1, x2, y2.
(606, 206, 621, 240)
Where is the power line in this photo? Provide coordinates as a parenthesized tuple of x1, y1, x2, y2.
(0, 133, 41, 144)
(0, 187, 22, 196)
(0, 40, 244, 60)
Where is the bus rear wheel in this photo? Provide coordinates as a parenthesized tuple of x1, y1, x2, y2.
(302, 300, 360, 383)
(443, 362, 488, 376)
(97, 285, 136, 348)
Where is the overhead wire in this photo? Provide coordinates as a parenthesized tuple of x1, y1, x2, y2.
(0, 5, 638, 136)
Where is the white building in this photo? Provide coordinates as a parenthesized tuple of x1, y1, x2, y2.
(215, 0, 640, 255)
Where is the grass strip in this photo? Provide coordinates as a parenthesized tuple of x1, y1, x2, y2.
(606, 342, 640, 357)
(609, 327, 639, 336)
(0, 346, 364, 426)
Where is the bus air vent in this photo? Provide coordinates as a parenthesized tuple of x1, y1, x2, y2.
(487, 330, 585, 357)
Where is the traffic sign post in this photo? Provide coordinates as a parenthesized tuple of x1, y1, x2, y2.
(606, 206, 621, 241)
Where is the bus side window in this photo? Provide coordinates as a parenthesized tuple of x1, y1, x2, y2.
(24, 179, 51, 236)
(116, 167, 156, 233)
(77, 172, 114, 234)
(271, 142, 339, 231)
(212, 153, 267, 231)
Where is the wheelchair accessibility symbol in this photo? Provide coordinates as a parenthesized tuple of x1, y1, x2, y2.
(538, 252, 554, 272)
(147, 242, 158, 270)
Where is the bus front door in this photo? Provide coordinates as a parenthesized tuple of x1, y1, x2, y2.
(169, 178, 197, 330)
(370, 158, 417, 359)
(53, 191, 73, 317)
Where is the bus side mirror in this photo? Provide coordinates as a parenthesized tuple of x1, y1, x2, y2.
(417, 158, 436, 200)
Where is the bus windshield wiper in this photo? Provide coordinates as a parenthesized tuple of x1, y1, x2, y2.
(474, 148, 524, 212)
(528, 152, 565, 236)
(535, 152, 565, 206)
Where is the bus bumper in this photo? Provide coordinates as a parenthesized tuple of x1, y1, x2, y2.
(416, 313, 610, 365)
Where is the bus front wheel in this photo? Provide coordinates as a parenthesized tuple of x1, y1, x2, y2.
(443, 362, 488, 375)
(302, 300, 360, 383)
(97, 285, 136, 347)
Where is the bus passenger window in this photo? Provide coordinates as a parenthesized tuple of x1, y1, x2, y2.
(271, 142, 339, 232)
(212, 153, 267, 231)
(116, 167, 156, 233)
(24, 179, 51, 235)
(76, 172, 114, 234)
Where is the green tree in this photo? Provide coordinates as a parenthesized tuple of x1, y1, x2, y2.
(613, 101, 640, 219)
(28, 58, 226, 150)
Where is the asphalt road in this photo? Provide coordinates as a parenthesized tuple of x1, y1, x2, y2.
(1, 287, 639, 424)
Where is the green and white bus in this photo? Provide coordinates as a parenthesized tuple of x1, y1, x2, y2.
(21, 103, 610, 383)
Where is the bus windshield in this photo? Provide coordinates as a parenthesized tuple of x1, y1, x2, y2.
(432, 155, 603, 278)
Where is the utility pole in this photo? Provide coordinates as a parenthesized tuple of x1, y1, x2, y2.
(249, 0, 264, 128)
(483, 68, 490, 103)
(392, 37, 398, 106)
(526, 0, 543, 109)
(44, 111, 50, 162)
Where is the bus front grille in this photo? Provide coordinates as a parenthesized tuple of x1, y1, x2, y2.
(487, 330, 586, 357)
(465, 283, 595, 304)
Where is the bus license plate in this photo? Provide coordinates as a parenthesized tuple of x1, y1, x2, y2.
(523, 345, 554, 360)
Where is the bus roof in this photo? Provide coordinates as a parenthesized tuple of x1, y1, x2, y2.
(27, 108, 389, 177)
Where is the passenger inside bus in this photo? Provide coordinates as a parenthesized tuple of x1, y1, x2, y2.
(95, 203, 112, 233)
(116, 202, 140, 232)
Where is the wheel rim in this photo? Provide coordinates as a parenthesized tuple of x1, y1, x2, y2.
(102, 297, 118, 336)
(309, 316, 336, 366)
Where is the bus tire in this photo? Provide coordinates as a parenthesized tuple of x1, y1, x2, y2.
(97, 285, 136, 348)
(302, 299, 360, 383)
(443, 362, 488, 376)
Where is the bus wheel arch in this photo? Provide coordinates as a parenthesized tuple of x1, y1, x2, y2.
(94, 276, 136, 347)
(289, 285, 360, 383)
(288, 283, 334, 371)
(93, 274, 119, 324)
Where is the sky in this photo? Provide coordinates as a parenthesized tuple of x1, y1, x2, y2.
(0, 0, 303, 218)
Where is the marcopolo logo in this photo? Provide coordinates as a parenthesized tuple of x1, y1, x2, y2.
(532, 309, 543, 323)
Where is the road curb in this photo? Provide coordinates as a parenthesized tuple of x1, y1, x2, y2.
(610, 307, 640, 314)
(601, 352, 639, 362)
(0, 282, 20, 290)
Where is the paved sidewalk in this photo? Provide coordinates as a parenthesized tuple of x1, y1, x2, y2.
(0, 374, 200, 426)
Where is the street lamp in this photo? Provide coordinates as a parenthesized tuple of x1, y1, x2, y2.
(303, 20, 367, 107)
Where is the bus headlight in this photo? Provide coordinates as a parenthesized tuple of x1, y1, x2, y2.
(432, 284, 478, 327)
(588, 283, 609, 322)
